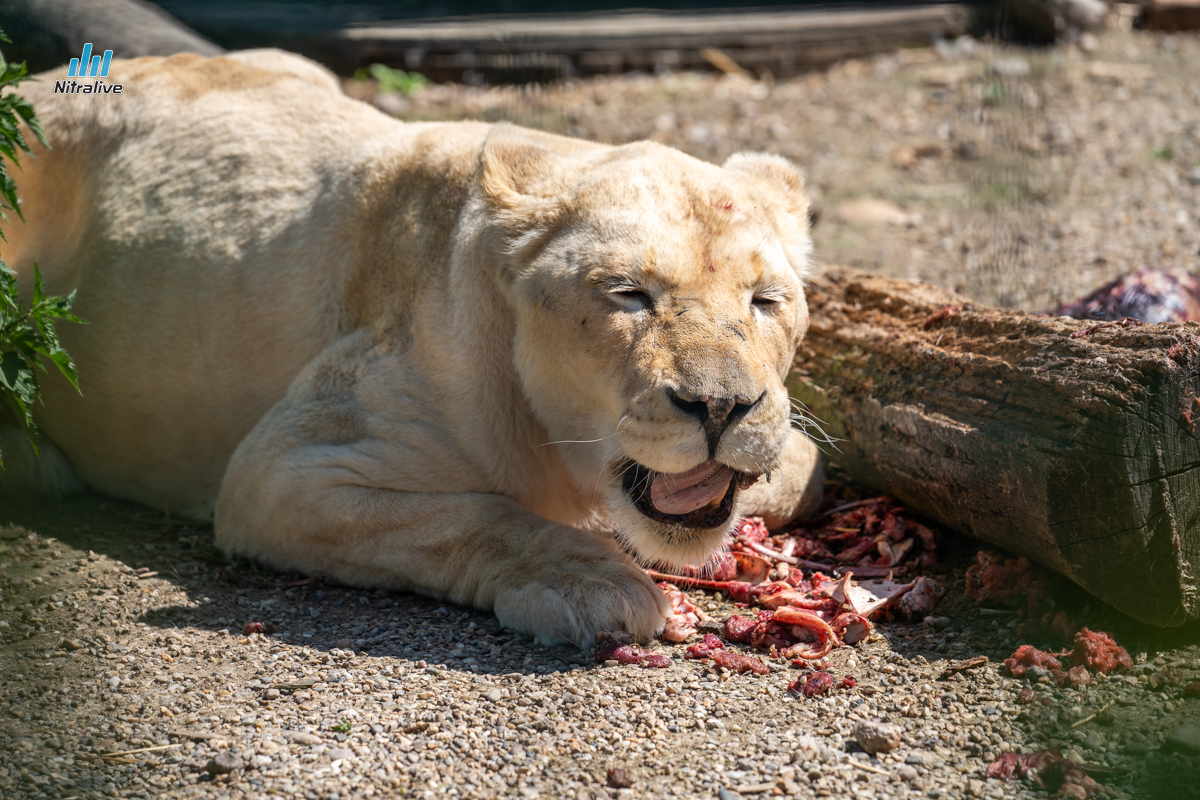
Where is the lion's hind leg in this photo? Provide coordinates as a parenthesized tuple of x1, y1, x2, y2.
(0, 426, 84, 501)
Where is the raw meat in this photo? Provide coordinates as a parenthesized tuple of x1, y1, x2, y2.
(1052, 268, 1200, 324)
(987, 750, 1106, 797)
(1070, 628, 1133, 674)
(965, 551, 1050, 613)
(789, 671, 836, 697)
(596, 631, 671, 669)
(1004, 645, 1063, 677)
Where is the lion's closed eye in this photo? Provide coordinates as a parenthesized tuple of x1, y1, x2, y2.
(601, 277, 654, 312)
(751, 285, 790, 312)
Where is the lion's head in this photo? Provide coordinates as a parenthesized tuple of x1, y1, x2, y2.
(481, 125, 812, 569)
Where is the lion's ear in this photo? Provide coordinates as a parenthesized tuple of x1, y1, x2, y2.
(722, 152, 812, 277)
(479, 123, 575, 235)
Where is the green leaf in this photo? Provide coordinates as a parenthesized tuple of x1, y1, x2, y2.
(0, 34, 77, 466)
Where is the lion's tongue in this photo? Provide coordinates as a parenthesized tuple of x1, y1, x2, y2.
(650, 460, 735, 515)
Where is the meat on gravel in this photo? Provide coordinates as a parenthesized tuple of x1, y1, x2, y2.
(987, 749, 1106, 798)
(596, 631, 671, 668)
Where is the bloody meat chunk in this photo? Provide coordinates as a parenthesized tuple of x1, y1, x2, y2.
(964, 551, 1050, 613)
(243, 621, 278, 635)
(790, 671, 836, 698)
(657, 582, 701, 643)
(987, 750, 1105, 797)
(1053, 268, 1200, 324)
(710, 649, 769, 675)
(1070, 628, 1133, 674)
(1051, 665, 1093, 688)
(894, 576, 946, 622)
(684, 634, 725, 660)
(830, 612, 871, 645)
(1004, 645, 1063, 678)
(736, 516, 770, 544)
(596, 631, 672, 669)
(724, 614, 758, 644)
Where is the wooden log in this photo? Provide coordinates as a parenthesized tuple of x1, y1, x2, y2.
(0, 0, 222, 74)
(1003, 0, 1108, 41)
(789, 268, 1200, 627)
(302, 4, 972, 81)
(1144, 0, 1200, 31)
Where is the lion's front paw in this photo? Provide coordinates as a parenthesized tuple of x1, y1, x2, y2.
(491, 545, 669, 647)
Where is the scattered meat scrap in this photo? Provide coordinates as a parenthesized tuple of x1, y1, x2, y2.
(242, 621, 278, 635)
(1004, 628, 1132, 688)
(1147, 669, 1185, 692)
(684, 633, 727, 660)
(894, 576, 947, 622)
(762, 497, 939, 574)
(1005, 645, 1063, 677)
(1070, 628, 1133, 674)
(657, 581, 707, 642)
(787, 670, 857, 698)
(987, 749, 1106, 798)
(1069, 316, 1144, 338)
(790, 671, 836, 697)
(711, 649, 770, 675)
(596, 631, 671, 669)
(683, 633, 769, 674)
(965, 550, 1050, 614)
(922, 303, 961, 329)
(1052, 267, 1200, 325)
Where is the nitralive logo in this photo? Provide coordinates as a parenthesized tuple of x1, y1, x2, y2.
(54, 43, 122, 94)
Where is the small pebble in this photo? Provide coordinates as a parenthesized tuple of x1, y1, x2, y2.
(289, 732, 322, 746)
(854, 719, 903, 755)
(205, 751, 243, 775)
(607, 766, 634, 788)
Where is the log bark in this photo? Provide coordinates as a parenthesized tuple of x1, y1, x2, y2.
(790, 268, 1200, 627)
(0, 0, 222, 74)
(306, 4, 972, 81)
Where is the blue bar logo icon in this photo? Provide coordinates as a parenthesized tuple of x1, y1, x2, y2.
(67, 43, 113, 78)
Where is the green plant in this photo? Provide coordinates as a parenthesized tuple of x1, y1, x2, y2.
(354, 63, 429, 96)
(1152, 145, 1175, 161)
(0, 27, 84, 466)
(332, 718, 353, 733)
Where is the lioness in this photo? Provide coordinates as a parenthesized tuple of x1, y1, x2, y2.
(5, 51, 822, 644)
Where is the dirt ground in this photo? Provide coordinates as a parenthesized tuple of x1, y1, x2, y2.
(4, 23, 1200, 800)
(346, 25, 1200, 314)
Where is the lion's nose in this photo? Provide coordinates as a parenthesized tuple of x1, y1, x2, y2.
(667, 388, 763, 451)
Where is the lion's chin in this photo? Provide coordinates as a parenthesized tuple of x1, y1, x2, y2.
(608, 458, 760, 569)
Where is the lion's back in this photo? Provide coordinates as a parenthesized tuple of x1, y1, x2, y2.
(3, 53, 398, 517)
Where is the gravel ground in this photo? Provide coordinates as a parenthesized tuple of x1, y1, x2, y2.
(5, 24, 1200, 800)
(3, 490, 1200, 800)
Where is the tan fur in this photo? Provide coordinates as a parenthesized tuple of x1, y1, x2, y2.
(6, 52, 822, 645)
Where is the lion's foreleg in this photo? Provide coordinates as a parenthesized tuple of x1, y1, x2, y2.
(216, 481, 669, 647)
(737, 428, 824, 529)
